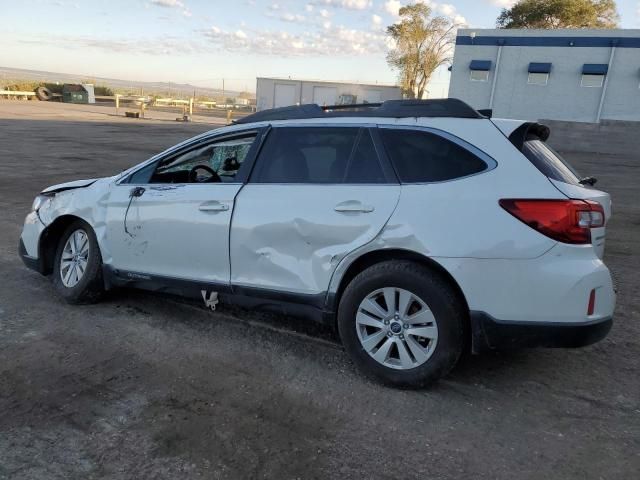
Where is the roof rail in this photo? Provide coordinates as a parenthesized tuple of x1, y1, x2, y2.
(234, 98, 484, 124)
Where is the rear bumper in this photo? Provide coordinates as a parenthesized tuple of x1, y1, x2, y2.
(471, 311, 612, 352)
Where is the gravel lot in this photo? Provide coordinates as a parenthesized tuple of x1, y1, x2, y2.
(0, 101, 638, 479)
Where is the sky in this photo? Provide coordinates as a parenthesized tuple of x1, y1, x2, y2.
(0, 0, 638, 93)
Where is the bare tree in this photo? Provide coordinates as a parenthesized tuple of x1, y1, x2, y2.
(386, 3, 459, 99)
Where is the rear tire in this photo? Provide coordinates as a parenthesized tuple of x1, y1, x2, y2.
(52, 220, 104, 304)
(338, 261, 465, 388)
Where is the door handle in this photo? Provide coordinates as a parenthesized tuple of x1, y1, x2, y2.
(334, 201, 375, 213)
(199, 201, 229, 212)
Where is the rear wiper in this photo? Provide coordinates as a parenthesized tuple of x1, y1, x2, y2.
(579, 176, 597, 186)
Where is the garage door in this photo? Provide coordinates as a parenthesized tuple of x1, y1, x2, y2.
(313, 86, 337, 106)
(274, 84, 297, 108)
(363, 89, 383, 103)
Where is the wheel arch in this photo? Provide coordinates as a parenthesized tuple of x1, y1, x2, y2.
(329, 249, 470, 330)
(38, 214, 89, 275)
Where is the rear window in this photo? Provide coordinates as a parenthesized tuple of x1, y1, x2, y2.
(379, 128, 488, 183)
(522, 139, 581, 185)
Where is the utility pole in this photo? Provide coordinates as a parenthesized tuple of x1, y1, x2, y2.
(222, 78, 225, 105)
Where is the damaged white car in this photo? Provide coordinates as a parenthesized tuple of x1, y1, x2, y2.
(19, 99, 615, 387)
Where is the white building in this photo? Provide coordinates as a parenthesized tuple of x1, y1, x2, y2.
(256, 77, 402, 111)
(448, 29, 640, 123)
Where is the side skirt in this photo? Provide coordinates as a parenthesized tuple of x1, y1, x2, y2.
(103, 266, 333, 325)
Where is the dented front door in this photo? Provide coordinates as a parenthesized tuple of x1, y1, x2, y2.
(105, 183, 241, 283)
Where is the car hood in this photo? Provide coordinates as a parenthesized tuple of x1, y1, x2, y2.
(42, 178, 99, 194)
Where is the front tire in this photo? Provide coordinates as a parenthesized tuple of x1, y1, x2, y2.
(338, 261, 466, 388)
(52, 220, 104, 304)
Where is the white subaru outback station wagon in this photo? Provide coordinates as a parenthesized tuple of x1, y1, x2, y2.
(19, 99, 615, 387)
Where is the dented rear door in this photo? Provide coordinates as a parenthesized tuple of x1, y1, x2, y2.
(229, 125, 400, 296)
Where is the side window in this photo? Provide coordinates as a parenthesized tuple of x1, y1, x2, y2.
(127, 162, 157, 184)
(137, 134, 256, 184)
(253, 127, 385, 184)
(380, 128, 488, 183)
(345, 130, 386, 184)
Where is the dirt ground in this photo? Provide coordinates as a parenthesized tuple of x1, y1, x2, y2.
(0, 101, 638, 479)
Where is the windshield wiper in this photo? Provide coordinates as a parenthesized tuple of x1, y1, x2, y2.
(579, 176, 597, 186)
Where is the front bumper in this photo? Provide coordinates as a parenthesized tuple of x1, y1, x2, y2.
(471, 311, 612, 352)
(19, 237, 46, 273)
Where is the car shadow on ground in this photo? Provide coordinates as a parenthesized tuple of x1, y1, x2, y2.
(99, 287, 539, 387)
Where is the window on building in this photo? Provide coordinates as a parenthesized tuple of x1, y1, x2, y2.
(469, 60, 491, 82)
(581, 74, 605, 88)
(379, 128, 489, 183)
(527, 72, 549, 85)
(527, 63, 551, 86)
(580, 64, 607, 88)
(470, 70, 489, 82)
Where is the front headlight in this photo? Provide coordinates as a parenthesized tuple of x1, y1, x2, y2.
(31, 194, 52, 212)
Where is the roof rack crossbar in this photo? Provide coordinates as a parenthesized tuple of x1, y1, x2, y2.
(234, 98, 484, 125)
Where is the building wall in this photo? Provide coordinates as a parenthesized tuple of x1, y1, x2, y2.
(449, 29, 640, 123)
(256, 78, 402, 111)
(544, 119, 640, 156)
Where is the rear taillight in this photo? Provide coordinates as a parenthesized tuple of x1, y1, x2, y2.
(499, 199, 605, 244)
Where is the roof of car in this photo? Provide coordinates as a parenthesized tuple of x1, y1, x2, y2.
(234, 98, 485, 125)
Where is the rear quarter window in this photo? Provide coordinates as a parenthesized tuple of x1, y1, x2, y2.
(522, 139, 581, 185)
(379, 128, 490, 183)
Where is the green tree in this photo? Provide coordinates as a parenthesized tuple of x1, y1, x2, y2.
(386, 3, 458, 99)
(497, 0, 619, 29)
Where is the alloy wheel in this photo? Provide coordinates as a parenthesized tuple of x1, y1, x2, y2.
(356, 287, 438, 370)
(60, 229, 90, 288)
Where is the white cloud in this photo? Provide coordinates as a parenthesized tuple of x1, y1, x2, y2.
(453, 14, 467, 26)
(150, 0, 184, 7)
(149, 0, 191, 19)
(310, 0, 373, 11)
(319, 8, 330, 17)
(372, 14, 382, 25)
(383, 0, 467, 25)
(384, 0, 401, 16)
(235, 29, 247, 39)
(202, 23, 387, 57)
(306, 4, 314, 12)
(281, 12, 306, 22)
(19, 33, 202, 56)
(437, 3, 455, 17)
(488, 0, 516, 7)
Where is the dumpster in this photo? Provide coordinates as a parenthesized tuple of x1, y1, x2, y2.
(62, 84, 88, 104)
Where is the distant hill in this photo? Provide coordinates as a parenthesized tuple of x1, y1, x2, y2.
(0, 66, 249, 99)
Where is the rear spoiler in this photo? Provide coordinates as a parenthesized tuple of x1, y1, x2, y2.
(507, 122, 550, 150)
